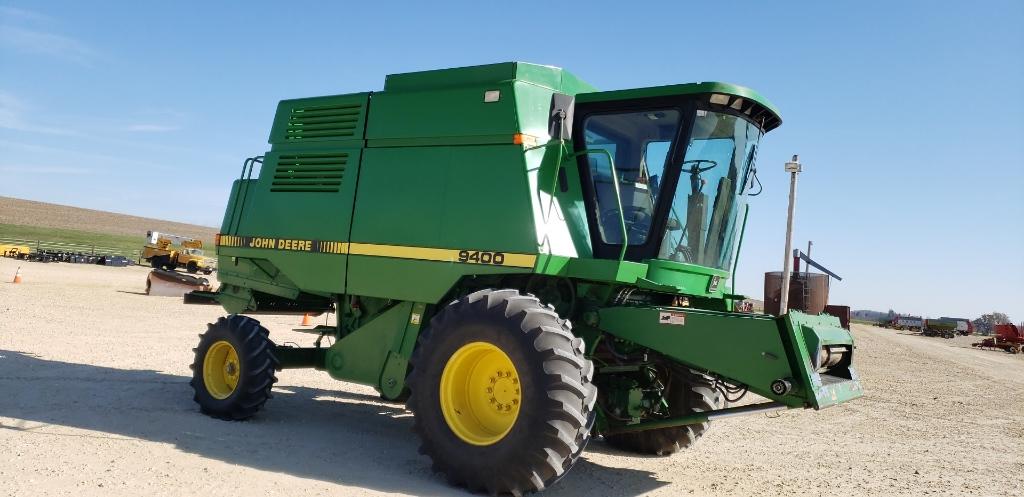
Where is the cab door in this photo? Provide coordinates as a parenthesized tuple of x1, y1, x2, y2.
(571, 97, 692, 261)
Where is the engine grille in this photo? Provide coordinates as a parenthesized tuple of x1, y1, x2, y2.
(283, 102, 362, 141)
(270, 153, 347, 193)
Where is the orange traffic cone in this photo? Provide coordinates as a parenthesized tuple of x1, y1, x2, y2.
(301, 313, 313, 326)
(12, 267, 22, 284)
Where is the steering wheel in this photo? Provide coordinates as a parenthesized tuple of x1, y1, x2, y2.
(680, 159, 718, 194)
(599, 206, 650, 243)
(669, 244, 695, 263)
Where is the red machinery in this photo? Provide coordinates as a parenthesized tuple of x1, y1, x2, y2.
(972, 323, 1024, 354)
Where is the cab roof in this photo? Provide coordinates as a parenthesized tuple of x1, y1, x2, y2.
(382, 62, 781, 131)
(577, 82, 782, 132)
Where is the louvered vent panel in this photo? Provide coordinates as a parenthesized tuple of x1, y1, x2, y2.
(284, 102, 362, 141)
(271, 153, 347, 193)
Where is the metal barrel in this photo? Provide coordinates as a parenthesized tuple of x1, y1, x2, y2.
(764, 271, 830, 316)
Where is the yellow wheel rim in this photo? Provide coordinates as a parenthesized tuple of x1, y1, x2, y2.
(440, 341, 522, 446)
(203, 340, 240, 400)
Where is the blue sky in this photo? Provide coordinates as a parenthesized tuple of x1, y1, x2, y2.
(1, 1, 1021, 319)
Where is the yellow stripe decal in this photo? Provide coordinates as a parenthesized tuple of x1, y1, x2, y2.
(217, 234, 536, 268)
(349, 243, 537, 268)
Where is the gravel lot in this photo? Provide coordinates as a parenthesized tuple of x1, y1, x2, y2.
(1, 259, 1021, 497)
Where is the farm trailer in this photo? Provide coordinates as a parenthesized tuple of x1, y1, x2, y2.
(884, 315, 923, 331)
(973, 323, 1024, 354)
(923, 318, 966, 339)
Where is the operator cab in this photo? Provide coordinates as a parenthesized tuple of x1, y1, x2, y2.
(572, 88, 781, 269)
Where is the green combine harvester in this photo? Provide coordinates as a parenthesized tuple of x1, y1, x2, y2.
(189, 62, 862, 495)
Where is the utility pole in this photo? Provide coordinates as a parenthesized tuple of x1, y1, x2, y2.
(779, 155, 802, 315)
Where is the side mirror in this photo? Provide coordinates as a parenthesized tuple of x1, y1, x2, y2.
(549, 93, 575, 140)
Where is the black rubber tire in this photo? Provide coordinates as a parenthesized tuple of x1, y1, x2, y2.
(406, 289, 597, 496)
(604, 368, 722, 456)
(190, 315, 279, 420)
(186, 261, 199, 274)
(149, 257, 161, 269)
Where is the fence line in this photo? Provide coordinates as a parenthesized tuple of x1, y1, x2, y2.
(0, 236, 141, 258)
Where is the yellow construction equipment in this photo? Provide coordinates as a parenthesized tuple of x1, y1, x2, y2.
(141, 231, 215, 274)
(0, 244, 30, 258)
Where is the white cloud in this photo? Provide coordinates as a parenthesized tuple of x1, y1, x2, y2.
(124, 124, 180, 132)
(0, 91, 77, 135)
(0, 91, 24, 109)
(0, 25, 97, 66)
(0, 6, 50, 23)
(0, 164, 94, 175)
(0, 139, 179, 173)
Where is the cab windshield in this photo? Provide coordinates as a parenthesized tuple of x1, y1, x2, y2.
(657, 110, 761, 269)
(582, 108, 762, 270)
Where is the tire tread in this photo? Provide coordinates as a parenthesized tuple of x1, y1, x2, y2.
(406, 289, 597, 495)
(189, 315, 278, 421)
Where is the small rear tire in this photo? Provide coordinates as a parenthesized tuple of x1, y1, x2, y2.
(186, 261, 199, 274)
(190, 315, 279, 420)
(406, 289, 596, 496)
(603, 368, 722, 456)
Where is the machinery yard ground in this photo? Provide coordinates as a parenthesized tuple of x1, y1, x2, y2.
(1, 259, 1021, 497)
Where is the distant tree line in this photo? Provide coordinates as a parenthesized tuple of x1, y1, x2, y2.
(851, 309, 890, 322)
(972, 312, 1011, 334)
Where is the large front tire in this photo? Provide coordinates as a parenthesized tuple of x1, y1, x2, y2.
(407, 289, 596, 496)
(603, 368, 722, 456)
(190, 315, 279, 420)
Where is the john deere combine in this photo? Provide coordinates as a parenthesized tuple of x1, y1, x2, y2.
(189, 62, 861, 495)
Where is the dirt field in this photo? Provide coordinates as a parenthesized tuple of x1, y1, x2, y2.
(1, 259, 1022, 497)
(0, 196, 217, 240)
